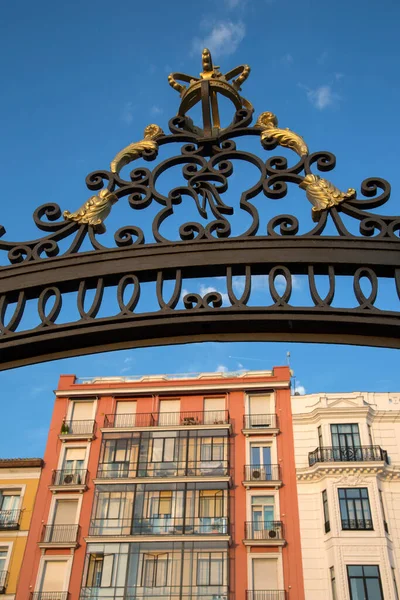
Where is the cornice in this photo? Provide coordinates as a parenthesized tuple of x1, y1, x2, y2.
(296, 462, 400, 482)
(55, 380, 289, 397)
(292, 405, 371, 424)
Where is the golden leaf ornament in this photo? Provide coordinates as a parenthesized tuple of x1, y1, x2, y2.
(299, 174, 356, 221)
(255, 111, 308, 157)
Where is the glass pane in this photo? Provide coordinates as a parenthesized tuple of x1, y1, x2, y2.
(339, 499, 348, 520)
(152, 439, 163, 462)
(101, 555, 114, 587)
(346, 490, 360, 499)
(365, 579, 383, 599)
(251, 446, 260, 465)
(350, 578, 365, 600)
(210, 558, 223, 585)
(363, 566, 379, 576)
(348, 566, 363, 576)
(362, 499, 371, 519)
(262, 447, 271, 466)
(164, 439, 175, 462)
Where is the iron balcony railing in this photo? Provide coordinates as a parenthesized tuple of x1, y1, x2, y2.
(243, 414, 277, 429)
(104, 410, 230, 429)
(245, 521, 283, 541)
(341, 518, 373, 531)
(246, 591, 287, 600)
(244, 465, 280, 481)
(0, 570, 8, 592)
(0, 509, 21, 530)
(80, 587, 229, 599)
(51, 469, 88, 486)
(89, 516, 229, 536)
(30, 594, 70, 600)
(97, 460, 229, 479)
(308, 445, 389, 466)
(60, 420, 96, 436)
(41, 524, 80, 544)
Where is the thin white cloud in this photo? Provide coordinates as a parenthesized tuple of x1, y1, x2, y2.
(294, 382, 306, 395)
(281, 53, 294, 65)
(191, 21, 246, 57)
(232, 274, 302, 295)
(121, 101, 135, 125)
(216, 364, 229, 372)
(151, 105, 163, 116)
(307, 85, 339, 110)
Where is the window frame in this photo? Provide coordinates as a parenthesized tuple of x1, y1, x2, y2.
(141, 553, 169, 588)
(347, 565, 384, 600)
(338, 488, 373, 531)
(196, 552, 224, 587)
(322, 490, 330, 533)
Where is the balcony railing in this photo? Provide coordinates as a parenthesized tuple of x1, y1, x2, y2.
(51, 469, 88, 486)
(60, 420, 96, 436)
(0, 509, 21, 530)
(97, 460, 229, 479)
(30, 594, 69, 600)
(308, 445, 389, 466)
(246, 591, 287, 600)
(80, 586, 229, 599)
(104, 410, 230, 429)
(341, 518, 373, 530)
(244, 465, 280, 481)
(0, 570, 8, 593)
(41, 524, 80, 544)
(89, 516, 229, 536)
(245, 521, 283, 541)
(243, 414, 277, 429)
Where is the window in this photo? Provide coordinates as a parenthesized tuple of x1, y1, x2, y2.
(331, 424, 361, 460)
(330, 567, 337, 600)
(318, 426, 323, 448)
(39, 560, 69, 592)
(101, 439, 131, 476)
(200, 437, 224, 462)
(251, 496, 274, 529)
(142, 554, 168, 587)
(322, 490, 330, 533)
(199, 490, 223, 518)
(0, 491, 21, 527)
(347, 565, 384, 600)
(379, 489, 389, 533)
(152, 438, 176, 462)
(86, 554, 114, 588)
(197, 553, 223, 586)
(0, 547, 9, 588)
(204, 398, 225, 424)
(339, 488, 373, 530)
(63, 447, 86, 472)
(115, 401, 137, 427)
(158, 400, 180, 426)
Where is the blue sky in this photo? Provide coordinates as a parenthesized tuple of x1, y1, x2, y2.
(0, 0, 399, 457)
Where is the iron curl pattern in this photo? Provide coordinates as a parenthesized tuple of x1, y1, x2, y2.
(0, 48, 399, 369)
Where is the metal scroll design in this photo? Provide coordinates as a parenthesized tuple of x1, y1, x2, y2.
(0, 108, 397, 266)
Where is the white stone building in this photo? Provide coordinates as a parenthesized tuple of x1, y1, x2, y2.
(292, 392, 400, 600)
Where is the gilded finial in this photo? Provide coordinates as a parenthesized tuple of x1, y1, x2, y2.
(110, 124, 164, 174)
(168, 48, 253, 135)
(256, 111, 309, 157)
(299, 174, 356, 221)
(63, 189, 118, 233)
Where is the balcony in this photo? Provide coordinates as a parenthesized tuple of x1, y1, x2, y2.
(242, 414, 278, 435)
(104, 410, 230, 430)
(59, 419, 96, 440)
(0, 570, 8, 594)
(49, 469, 88, 491)
(0, 509, 21, 530)
(243, 465, 281, 488)
(39, 524, 80, 548)
(80, 586, 229, 600)
(246, 592, 287, 600)
(88, 516, 229, 537)
(244, 521, 285, 546)
(308, 445, 389, 466)
(341, 518, 373, 531)
(30, 594, 69, 600)
(96, 460, 230, 480)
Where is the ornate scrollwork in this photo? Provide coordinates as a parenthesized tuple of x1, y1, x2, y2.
(0, 48, 399, 368)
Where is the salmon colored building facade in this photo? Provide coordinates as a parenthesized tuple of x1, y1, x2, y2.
(17, 367, 304, 600)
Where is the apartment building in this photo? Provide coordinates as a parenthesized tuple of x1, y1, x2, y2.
(0, 457, 43, 598)
(292, 392, 400, 600)
(16, 367, 304, 600)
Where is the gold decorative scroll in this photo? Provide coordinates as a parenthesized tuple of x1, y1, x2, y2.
(63, 188, 118, 232)
(255, 112, 308, 157)
(110, 124, 164, 175)
(299, 174, 356, 221)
